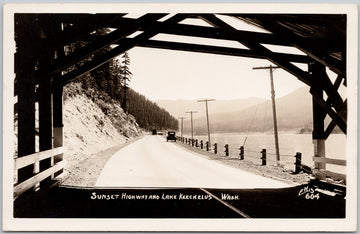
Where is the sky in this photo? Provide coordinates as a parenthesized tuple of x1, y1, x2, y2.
(128, 47, 308, 101)
(125, 15, 310, 101)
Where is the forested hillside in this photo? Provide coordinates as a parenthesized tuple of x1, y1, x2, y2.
(127, 89, 178, 130)
(63, 26, 178, 132)
(64, 58, 177, 131)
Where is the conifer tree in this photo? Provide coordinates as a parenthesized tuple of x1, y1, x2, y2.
(120, 52, 132, 113)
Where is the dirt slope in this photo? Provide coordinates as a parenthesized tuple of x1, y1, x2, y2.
(61, 93, 143, 186)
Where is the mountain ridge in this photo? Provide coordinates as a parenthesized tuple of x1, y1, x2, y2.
(156, 86, 314, 134)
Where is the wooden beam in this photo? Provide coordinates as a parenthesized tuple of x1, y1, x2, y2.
(312, 169, 346, 183)
(312, 156, 346, 166)
(15, 147, 64, 170)
(15, 14, 38, 183)
(310, 89, 347, 134)
(53, 14, 126, 48)
(199, 14, 312, 86)
(14, 160, 66, 198)
(60, 14, 189, 85)
(333, 75, 344, 90)
(324, 99, 347, 138)
(140, 20, 293, 46)
(48, 14, 167, 75)
(38, 61, 53, 181)
(231, 15, 346, 76)
(136, 39, 309, 63)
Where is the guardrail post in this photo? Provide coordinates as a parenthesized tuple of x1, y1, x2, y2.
(224, 144, 229, 156)
(294, 152, 302, 174)
(200, 140, 203, 149)
(214, 143, 217, 154)
(239, 146, 244, 160)
(261, 149, 266, 165)
(206, 141, 209, 151)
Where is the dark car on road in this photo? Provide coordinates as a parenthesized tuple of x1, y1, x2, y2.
(166, 131, 176, 142)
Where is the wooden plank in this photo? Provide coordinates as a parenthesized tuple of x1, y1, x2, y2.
(312, 156, 346, 166)
(137, 39, 309, 63)
(14, 160, 66, 198)
(15, 147, 64, 170)
(313, 169, 346, 183)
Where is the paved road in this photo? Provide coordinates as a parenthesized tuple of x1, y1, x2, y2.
(95, 135, 291, 188)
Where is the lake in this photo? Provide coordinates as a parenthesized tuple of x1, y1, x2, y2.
(181, 132, 347, 174)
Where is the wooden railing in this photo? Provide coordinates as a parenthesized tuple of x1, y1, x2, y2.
(312, 156, 346, 183)
(14, 147, 65, 198)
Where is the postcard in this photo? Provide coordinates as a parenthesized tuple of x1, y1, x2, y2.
(2, 3, 357, 232)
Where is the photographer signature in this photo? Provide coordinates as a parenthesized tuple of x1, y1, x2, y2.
(298, 186, 320, 200)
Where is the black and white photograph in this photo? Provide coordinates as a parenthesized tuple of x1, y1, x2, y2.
(2, 3, 358, 232)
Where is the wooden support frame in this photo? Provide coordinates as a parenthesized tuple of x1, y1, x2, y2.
(15, 14, 38, 184)
(52, 14, 126, 50)
(136, 39, 309, 63)
(60, 14, 189, 85)
(48, 14, 167, 75)
(140, 20, 294, 47)
(14, 160, 66, 198)
(13, 13, 348, 196)
(38, 61, 53, 185)
(230, 14, 346, 76)
(312, 156, 346, 166)
(199, 14, 313, 86)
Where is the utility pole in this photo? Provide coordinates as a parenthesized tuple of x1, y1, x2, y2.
(197, 99, 215, 146)
(253, 65, 281, 165)
(178, 117, 186, 137)
(185, 111, 197, 140)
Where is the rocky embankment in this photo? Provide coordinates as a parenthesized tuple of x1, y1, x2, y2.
(61, 91, 143, 187)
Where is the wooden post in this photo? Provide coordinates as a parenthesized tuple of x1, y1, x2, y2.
(206, 141, 209, 151)
(38, 59, 53, 185)
(294, 152, 302, 174)
(197, 99, 215, 146)
(15, 14, 37, 184)
(224, 144, 229, 156)
(261, 149, 266, 165)
(52, 22, 65, 177)
(253, 65, 281, 165)
(186, 111, 197, 141)
(213, 143, 217, 154)
(53, 84, 64, 177)
(309, 61, 327, 170)
(239, 146, 244, 160)
(200, 140, 203, 149)
(179, 117, 186, 137)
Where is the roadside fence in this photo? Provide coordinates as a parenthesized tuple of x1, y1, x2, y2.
(176, 136, 304, 174)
